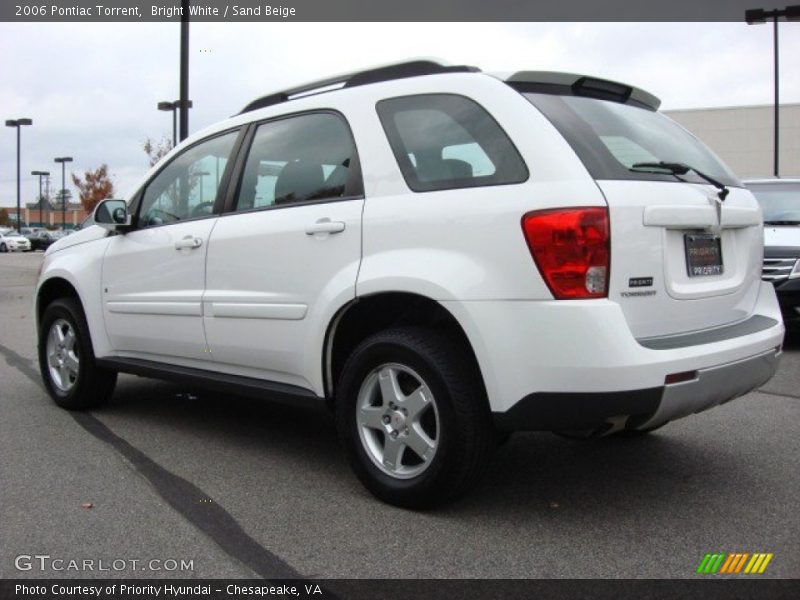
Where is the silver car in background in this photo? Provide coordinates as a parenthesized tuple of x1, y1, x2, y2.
(745, 178, 800, 322)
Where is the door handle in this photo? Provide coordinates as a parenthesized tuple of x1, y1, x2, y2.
(305, 219, 346, 235)
(175, 236, 203, 250)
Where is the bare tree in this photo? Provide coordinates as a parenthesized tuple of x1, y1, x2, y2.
(143, 137, 174, 167)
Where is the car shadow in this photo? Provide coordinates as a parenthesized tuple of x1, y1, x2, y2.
(782, 321, 800, 349)
(98, 374, 759, 520)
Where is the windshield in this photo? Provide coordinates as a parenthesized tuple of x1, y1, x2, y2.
(746, 182, 800, 223)
(524, 93, 741, 187)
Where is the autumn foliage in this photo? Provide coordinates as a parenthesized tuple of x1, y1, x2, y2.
(71, 164, 115, 213)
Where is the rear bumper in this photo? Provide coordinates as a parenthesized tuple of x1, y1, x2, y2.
(493, 348, 779, 432)
(637, 348, 779, 430)
(443, 281, 785, 430)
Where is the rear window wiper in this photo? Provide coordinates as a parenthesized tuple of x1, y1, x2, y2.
(630, 161, 729, 202)
(764, 220, 800, 226)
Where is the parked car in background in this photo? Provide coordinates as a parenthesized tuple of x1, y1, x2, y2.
(20, 226, 46, 238)
(745, 178, 800, 322)
(0, 230, 32, 252)
(29, 230, 66, 251)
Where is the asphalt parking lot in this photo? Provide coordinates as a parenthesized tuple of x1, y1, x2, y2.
(1, 251, 798, 580)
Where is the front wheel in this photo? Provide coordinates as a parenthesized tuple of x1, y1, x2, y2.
(38, 298, 117, 410)
(0, 243, 7, 253)
(335, 327, 495, 509)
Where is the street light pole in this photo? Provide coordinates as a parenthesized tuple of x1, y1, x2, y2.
(179, 0, 190, 142)
(773, 16, 779, 177)
(745, 4, 800, 177)
(5, 118, 33, 230)
(45, 175, 51, 224)
(54, 157, 73, 229)
(158, 100, 192, 147)
(190, 171, 210, 204)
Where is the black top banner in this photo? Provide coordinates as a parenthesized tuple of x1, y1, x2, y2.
(0, 0, 779, 22)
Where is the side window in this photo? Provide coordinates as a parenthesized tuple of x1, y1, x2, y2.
(376, 94, 528, 192)
(138, 130, 238, 227)
(234, 112, 361, 212)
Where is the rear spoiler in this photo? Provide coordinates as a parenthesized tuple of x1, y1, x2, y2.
(505, 71, 661, 111)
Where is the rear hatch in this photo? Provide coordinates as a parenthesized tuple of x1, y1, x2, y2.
(519, 81, 763, 339)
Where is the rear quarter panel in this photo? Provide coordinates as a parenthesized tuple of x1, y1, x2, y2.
(348, 73, 605, 302)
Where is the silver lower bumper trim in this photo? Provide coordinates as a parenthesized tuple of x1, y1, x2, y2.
(637, 348, 781, 430)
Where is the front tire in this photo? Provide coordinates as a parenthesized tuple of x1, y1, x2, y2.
(38, 298, 117, 410)
(0, 243, 7, 253)
(335, 327, 494, 508)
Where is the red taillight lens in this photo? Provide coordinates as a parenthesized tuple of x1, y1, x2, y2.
(521, 207, 610, 299)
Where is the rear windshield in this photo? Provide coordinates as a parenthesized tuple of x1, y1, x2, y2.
(524, 93, 741, 187)
(746, 182, 800, 223)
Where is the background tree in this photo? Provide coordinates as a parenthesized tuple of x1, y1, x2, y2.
(0, 208, 9, 227)
(71, 164, 115, 213)
(142, 137, 196, 214)
(143, 137, 173, 167)
(53, 189, 73, 210)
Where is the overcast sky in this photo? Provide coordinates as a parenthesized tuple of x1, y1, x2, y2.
(1, 21, 799, 208)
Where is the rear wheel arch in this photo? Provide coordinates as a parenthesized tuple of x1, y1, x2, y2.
(323, 292, 487, 404)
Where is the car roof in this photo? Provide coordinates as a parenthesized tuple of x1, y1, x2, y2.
(237, 59, 661, 116)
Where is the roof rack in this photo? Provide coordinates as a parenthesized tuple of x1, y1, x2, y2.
(505, 71, 661, 111)
(238, 60, 480, 114)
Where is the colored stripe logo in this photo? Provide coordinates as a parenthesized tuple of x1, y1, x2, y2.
(696, 552, 773, 574)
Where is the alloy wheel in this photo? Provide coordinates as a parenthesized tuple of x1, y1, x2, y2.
(356, 362, 440, 479)
(46, 318, 80, 392)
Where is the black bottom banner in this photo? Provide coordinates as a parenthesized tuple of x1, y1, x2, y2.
(2, 579, 799, 600)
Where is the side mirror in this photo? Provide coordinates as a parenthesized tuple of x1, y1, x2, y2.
(93, 199, 130, 231)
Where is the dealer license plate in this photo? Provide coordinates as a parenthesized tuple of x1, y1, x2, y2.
(685, 234, 723, 277)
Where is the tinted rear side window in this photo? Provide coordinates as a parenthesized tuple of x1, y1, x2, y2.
(377, 94, 528, 192)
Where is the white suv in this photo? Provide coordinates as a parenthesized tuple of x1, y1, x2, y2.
(35, 61, 784, 507)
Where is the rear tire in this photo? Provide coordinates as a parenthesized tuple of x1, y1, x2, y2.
(38, 297, 117, 410)
(335, 327, 494, 509)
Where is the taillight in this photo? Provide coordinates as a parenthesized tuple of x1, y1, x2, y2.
(521, 207, 610, 299)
